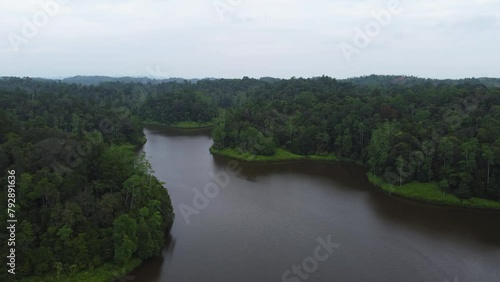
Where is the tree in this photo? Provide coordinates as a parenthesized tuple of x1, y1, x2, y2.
(112, 214, 138, 265)
(114, 235, 136, 266)
(482, 144, 494, 185)
(53, 262, 63, 278)
(136, 208, 157, 259)
(460, 138, 479, 172)
(98, 145, 136, 192)
(396, 156, 405, 186)
(367, 122, 394, 173)
(455, 182, 472, 200)
(438, 179, 449, 196)
(32, 246, 55, 275)
(410, 150, 425, 177)
(341, 129, 353, 157)
(35, 178, 58, 208)
(18, 220, 35, 250)
(62, 201, 84, 228)
(123, 175, 143, 210)
(212, 117, 227, 149)
(438, 137, 455, 167)
(56, 225, 73, 246)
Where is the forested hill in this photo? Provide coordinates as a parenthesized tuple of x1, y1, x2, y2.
(0, 78, 174, 281)
(9, 74, 498, 88)
(343, 75, 500, 88)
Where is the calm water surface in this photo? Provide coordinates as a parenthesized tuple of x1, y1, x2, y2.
(131, 127, 500, 282)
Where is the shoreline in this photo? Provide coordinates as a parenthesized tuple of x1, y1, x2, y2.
(209, 147, 338, 163)
(21, 258, 142, 282)
(210, 146, 500, 210)
(367, 173, 500, 210)
(143, 121, 212, 129)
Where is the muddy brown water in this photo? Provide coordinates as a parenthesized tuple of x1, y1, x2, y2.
(130, 127, 500, 282)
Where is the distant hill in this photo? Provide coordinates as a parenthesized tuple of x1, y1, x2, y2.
(3, 75, 499, 88)
(57, 76, 200, 85)
(476, 77, 500, 88)
(343, 74, 500, 88)
(55, 76, 286, 86)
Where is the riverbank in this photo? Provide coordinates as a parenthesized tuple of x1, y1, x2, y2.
(143, 120, 212, 129)
(21, 258, 142, 282)
(367, 173, 500, 210)
(210, 146, 500, 210)
(209, 147, 337, 162)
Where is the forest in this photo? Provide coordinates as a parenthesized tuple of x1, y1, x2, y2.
(1, 74, 500, 280)
(209, 76, 500, 204)
(0, 78, 174, 281)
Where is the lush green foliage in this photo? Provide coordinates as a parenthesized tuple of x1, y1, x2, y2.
(139, 89, 217, 126)
(0, 78, 174, 281)
(21, 258, 142, 282)
(210, 147, 306, 162)
(208, 76, 500, 203)
(367, 173, 500, 209)
(1, 74, 499, 281)
(171, 121, 213, 129)
(210, 147, 337, 162)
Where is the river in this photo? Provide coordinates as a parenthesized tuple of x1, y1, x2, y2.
(131, 126, 500, 282)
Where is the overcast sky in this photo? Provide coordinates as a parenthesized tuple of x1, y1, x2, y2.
(1, 0, 499, 79)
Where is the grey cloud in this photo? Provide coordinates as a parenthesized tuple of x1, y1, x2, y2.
(0, 0, 499, 79)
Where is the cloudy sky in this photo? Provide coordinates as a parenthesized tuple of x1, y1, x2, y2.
(0, 0, 499, 79)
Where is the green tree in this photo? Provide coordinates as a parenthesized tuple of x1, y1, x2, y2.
(438, 179, 449, 196)
(482, 144, 494, 185)
(455, 182, 472, 200)
(112, 214, 138, 265)
(367, 122, 394, 173)
(56, 225, 73, 246)
(114, 235, 136, 266)
(53, 262, 63, 278)
(123, 175, 143, 210)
